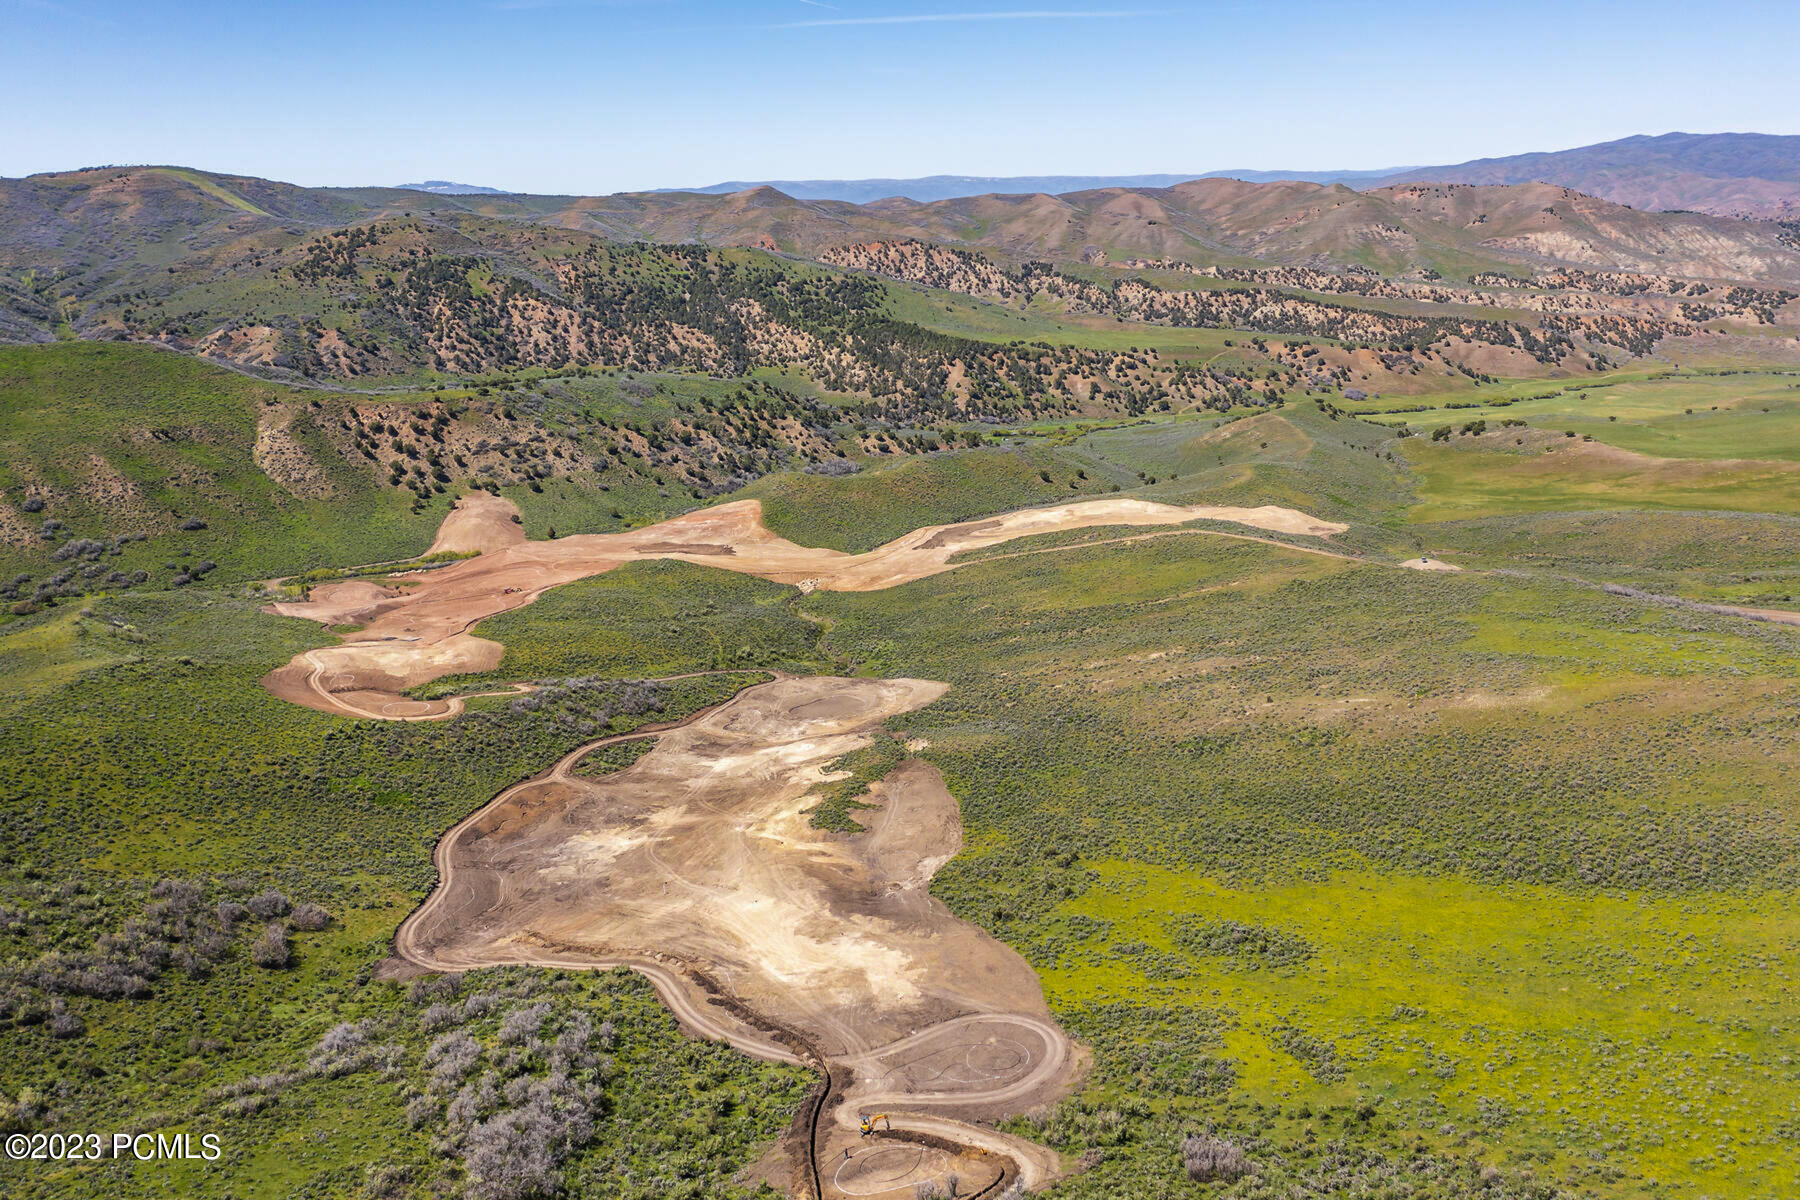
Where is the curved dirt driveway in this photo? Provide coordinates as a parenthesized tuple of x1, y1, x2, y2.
(282, 494, 1343, 1193)
(391, 675, 1080, 1197)
(392, 689, 807, 1063)
(263, 491, 1346, 719)
(289, 647, 535, 721)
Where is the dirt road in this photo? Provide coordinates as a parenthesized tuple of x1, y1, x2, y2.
(391, 675, 1079, 1197)
(263, 491, 1347, 719)
(276, 492, 1350, 1192)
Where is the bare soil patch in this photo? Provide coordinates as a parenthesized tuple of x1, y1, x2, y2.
(393, 676, 1077, 1196)
(262, 493, 1345, 719)
(426, 490, 526, 556)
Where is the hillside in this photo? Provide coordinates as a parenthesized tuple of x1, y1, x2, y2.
(657, 168, 1404, 203)
(1375, 131, 1800, 219)
(456, 176, 1800, 281)
(4, 165, 1798, 395)
(667, 133, 1800, 219)
(8, 166, 1799, 293)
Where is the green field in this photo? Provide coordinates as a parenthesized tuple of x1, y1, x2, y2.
(801, 535, 1800, 1199)
(1404, 436, 1800, 522)
(5, 330, 1800, 1200)
(745, 444, 1103, 551)
(1387, 371, 1800, 458)
(413, 560, 830, 695)
(0, 586, 798, 1199)
(879, 276, 1247, 359)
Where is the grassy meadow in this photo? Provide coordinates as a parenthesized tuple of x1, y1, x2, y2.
(0, 586, 800, 1198)
(4, 332, 1800, 1200)
(1403, 437, 1800, 522)
(1384, 371, 1800, 529)
(800, 534, 1800, 1200)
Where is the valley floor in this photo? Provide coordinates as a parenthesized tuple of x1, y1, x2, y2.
(5, 344, 1800, 1200)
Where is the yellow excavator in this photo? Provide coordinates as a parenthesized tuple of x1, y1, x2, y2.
(859, 1113, 890, 1136)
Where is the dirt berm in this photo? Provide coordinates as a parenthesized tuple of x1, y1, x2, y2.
(262, 492, 1347, 719)
(393, 675, 1076, 1197)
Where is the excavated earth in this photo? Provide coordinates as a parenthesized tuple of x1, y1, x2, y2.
(391, 675, 1071, 1196)
(262, 491, 1346, 719)
(267, 493, 1350, 1196)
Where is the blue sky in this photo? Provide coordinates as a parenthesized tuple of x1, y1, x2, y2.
(6, 0, 1797, 192)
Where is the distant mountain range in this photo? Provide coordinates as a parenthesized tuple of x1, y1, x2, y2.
(392, 180, 510, 195)
(657, 169, 1407, 205)
(6, 160, 1800, 378)
(665, 133, 1800, 219)
(1368, 132, 1800, 219)
(9, 163, 1799, 327)
(384, 134, 1800, 218)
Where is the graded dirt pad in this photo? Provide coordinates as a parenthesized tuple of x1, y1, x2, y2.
(426, 490, 528, 556)
(1730, 605, 1800, 627)
(268, 493, 1343, 1190)
(393, 676, 1076, 1196)
(262, 492, 1347, 718)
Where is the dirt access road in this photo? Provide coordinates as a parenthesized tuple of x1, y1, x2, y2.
(262, 492, 1347, 719)
(270, 493, 1347, 1194)
(263, 492, 1799, 1194)
(393, 675, 1072, 1197)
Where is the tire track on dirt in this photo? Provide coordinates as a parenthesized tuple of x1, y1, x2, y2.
(388, 676, 1074, 1198)
(263, 492, 1347, 720)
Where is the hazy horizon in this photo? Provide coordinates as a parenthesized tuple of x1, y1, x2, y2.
(8, 0, 1799, 194)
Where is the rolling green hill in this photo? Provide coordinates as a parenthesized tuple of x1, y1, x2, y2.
(5, 165, 1798, 388)
(5, 158, 1800, 1200)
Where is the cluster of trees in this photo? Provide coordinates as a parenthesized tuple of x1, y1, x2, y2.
(504, 677, 666, 739)
(823, 240, 1599, 369)
(6, 524, 159, 612)
(290, 225, 388, 283)
(1183, 1130, 1253, 1183)
(401, 977, 606, 1200)
(1473, 268, 1797, 325)
(0, 879, 330, 1032)
(1540, 312, 1691, 358)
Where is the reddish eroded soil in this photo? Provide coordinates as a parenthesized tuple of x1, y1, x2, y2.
(426, 492, 527, 556)
(261, 491, 1346, 719)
